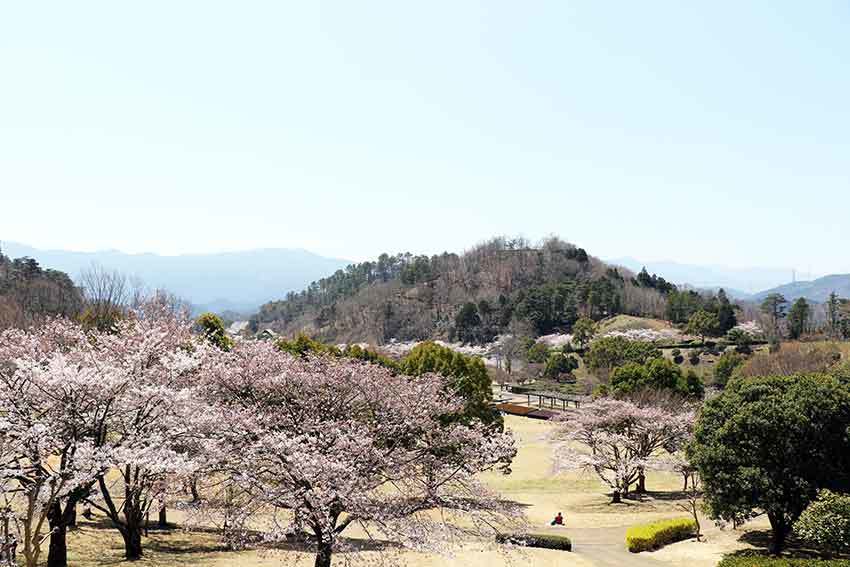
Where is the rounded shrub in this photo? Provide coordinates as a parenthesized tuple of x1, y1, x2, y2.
(794, 490, 850, 555)
(626, 517, 697, 552)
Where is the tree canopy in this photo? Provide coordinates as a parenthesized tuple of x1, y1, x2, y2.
(610, 358, 703, 399)
(689, 373, 850, 554)
(399, 341, 501, 429)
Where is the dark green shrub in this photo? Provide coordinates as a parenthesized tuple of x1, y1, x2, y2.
(718, 552, 850, 567)
(585, 337, 662, 373)
(543, 351, 579, 379)
(610, 358, 690, 397)
(497, 533, 572, 551)
(626, 517, 697, 552)
(686, 370, 704, 399)
(714, 351, 745, 387)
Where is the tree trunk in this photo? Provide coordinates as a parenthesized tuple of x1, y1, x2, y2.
(123, 527, 143, 561)
(190, 478, 200, 502)
(66, 501, 77, 529)
(636, 470, 646, 494)
(158, 506, 168, 528)
(46, 501, 68, 567)
(314, 542, 333, 567)
(767, 513, 789, 555)
(611, 489, 622, 504)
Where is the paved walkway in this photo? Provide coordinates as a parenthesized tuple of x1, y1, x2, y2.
(567, 526, 666, 567)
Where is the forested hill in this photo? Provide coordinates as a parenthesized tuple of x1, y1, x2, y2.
(0, 249, 82, 329)
(250, 237, 672, 344)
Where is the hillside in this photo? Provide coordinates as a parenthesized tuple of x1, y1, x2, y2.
(0, 250, 82, 328)
(1, 242, 349, 314)
(752, 273, 850, 304)
(251, 237, 671, 344)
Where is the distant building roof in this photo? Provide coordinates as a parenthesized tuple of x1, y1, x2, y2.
(227, 320, 250, 335)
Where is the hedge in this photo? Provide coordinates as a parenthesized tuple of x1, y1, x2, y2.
(496, 533, 572, 551)
(718, 552, 850, 567)
(626, 517, 697, 552)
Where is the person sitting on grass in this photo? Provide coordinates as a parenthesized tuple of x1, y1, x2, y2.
(550, 512, 564, 526)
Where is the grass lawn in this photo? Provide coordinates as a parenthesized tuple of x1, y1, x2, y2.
(60, 415, 772, 567)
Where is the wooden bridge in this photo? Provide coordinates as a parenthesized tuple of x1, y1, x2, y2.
(498, 383, 584, 410)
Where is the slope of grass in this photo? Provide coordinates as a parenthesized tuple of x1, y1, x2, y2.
(596, 315, 676, 335)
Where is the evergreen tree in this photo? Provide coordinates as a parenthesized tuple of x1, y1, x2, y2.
(787, 298, 811, 340)
(760, 293, 788, 338)
(454, 302, 481, 344)
(714, 289, 738, 334)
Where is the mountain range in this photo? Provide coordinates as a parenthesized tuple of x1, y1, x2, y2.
(751, 274, 850, 304)
(0, 241, 349, 315)
(6, 240, 850, 317)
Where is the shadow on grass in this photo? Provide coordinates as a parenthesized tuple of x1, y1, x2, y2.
(627, 490, 692, 503)
(733, 530, 850, 560)
(729, 529, 850, 560)
(145, 537, 228, 556)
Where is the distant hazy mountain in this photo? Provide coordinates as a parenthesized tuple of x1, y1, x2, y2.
(751, 274, 850, 304)
(608, 257, 797, 297)
(1, 241, 349, 315)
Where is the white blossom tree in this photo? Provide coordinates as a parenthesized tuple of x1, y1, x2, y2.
(83, 300, 207, 560)
(195, 341, 521, 567)
(554, 399, 692, 503)
(0, 320, 109, 567)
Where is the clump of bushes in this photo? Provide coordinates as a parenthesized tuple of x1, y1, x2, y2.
(609, 358, 704, 398)
(718, 552, 850, 567)
(543, 350, 579, 379)
(830, 361, 850, 387)
(713, 351, 745, 387)
(584, 336, 662, 374)
(626, 517, 697, 552)
(794, 490, 850, 555)
(496, 533, 572, 551)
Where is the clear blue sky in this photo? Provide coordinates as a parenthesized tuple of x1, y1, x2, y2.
(2, 1, 849, 273)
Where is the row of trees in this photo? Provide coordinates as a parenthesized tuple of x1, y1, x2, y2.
(762, 291, 850, 340)
(0, 303, 518, 567)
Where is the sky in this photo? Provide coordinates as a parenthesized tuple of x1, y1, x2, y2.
(2, 1, 849, 273)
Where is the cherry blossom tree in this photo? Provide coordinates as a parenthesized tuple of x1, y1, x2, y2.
(82, 300, 207, 560)
(0, 299, 208, 565)
(553, 399, 692, 503)
(195, 341, 520, 567)
(0, 320, 110, 567)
